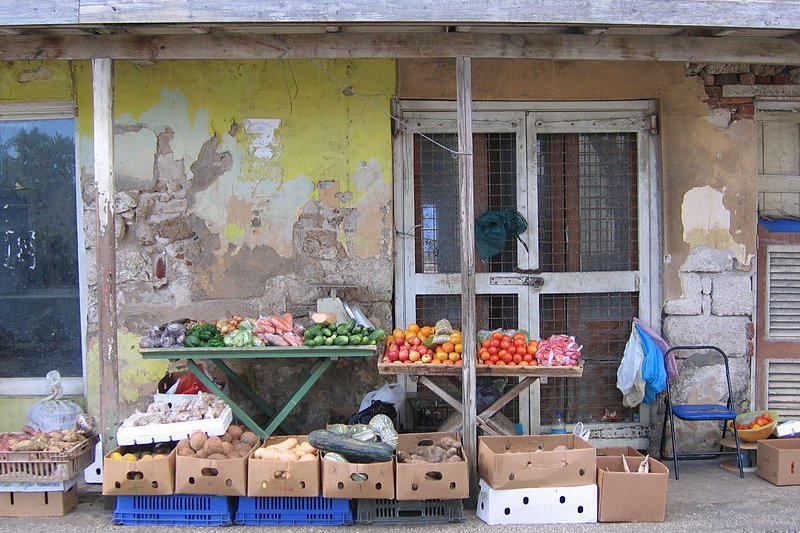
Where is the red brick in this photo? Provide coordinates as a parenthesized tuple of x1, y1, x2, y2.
(738, 72, 756, 85)
(755, 75, 772, 84)
(746, 322, 755, 339)
(705, 86, 723, 98)
(773, 74, 789, 85)
(746, 341, 754, 357)
(719, 97, 754, 105)
(155, 257, 166, 279)
(734, 105, 755, 121)
(702, 74, 715, 85)
(715, 73, 740, 85)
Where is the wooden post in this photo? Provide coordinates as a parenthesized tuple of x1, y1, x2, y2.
(456, 56, 478, 496)
(93, 58, 119, 453)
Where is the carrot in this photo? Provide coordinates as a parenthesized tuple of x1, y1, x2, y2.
(268, 316, 291, 332)
(282, 312, 294, 329)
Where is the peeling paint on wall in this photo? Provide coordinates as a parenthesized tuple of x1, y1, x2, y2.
(681, 185, 749, 265)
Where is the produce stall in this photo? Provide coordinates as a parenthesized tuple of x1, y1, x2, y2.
(377, 321, 584, 436)
(141, 345, 378, 438)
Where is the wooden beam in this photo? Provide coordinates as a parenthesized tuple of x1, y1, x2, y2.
(457, 55, 478, 499)
(1, 32, 799, 63)
(93, 57, 119, 454)
(73, 0, 800, 29)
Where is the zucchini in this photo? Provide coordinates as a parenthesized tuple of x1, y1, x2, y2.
(313, 335, 325, 346)
(321, 327, 333, 337)
(303, 339, 316, 347)
(324, 337, 335, 346)
(360, 336, 372, 345)
(351, 325, 363, 335)
(368, 328, 386, 342)
(345, 319, 357, 332)
(336, 324, 350, 335)
(304, 326, 322, 340)
(309, 429, 393, 463)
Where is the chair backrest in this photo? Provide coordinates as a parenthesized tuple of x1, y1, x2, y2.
(663, 345, 735, 409)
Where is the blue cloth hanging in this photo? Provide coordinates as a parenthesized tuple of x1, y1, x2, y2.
(636, 323, 667, 404)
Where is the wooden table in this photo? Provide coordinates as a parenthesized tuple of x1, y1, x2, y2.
(140, 345, 377, 438)
(378, 360, 583, 436)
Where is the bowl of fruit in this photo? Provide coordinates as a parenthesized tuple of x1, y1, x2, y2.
(727, 410, 778, 442)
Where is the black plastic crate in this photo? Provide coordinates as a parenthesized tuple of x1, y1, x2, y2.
(355, 498, 465, 525)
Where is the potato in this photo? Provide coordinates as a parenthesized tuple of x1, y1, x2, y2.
(227, 450, 243, 459)
(220, 442, 234, 455)
(203, 436, 224, 456)
(208, 453, 228, 460)
(240, 431, 259, 446)
(226, 425, 244, 440)
(195, 449, 208, 459)
(189, 431, 207, 452)
(176, 439, 192, 450)
(177, 447, 195, 457)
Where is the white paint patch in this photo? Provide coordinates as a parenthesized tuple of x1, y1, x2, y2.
(681, 185, 748, 264)
(114, 129, 157, 186)
(242, 119, 281, 159)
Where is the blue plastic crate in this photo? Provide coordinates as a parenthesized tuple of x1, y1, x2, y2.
(113, 495, 235, 526)
(235, 494, 353, 526)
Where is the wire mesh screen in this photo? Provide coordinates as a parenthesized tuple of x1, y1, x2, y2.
(416, 294, 518, 332)
(537, 132, 638, 272)
(414, 132, 518, 274)
(539, 293, 638, 424)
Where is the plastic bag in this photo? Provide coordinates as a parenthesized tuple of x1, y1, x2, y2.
(348, 400, 397, 425)
(476, 384, 502, 413)
(359, 383, 405, 422)
(617, 325, 646, 408)
(26, 371, 83, 432)
(638, 323, 667, 404)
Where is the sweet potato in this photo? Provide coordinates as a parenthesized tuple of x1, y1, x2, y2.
(208, 453, 229, 460)
(220, 442, 234, 455)
(177, 447, 195, 457)
(240, 431, 259, 446)
(269, 437, 298, 450)
(226, 425, 244, 441)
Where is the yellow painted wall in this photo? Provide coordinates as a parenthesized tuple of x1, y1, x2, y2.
(0, 59, 396, 431)
(397, 58, 757, 300)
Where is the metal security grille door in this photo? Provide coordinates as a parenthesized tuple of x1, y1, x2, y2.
(394, 102, 658, 436)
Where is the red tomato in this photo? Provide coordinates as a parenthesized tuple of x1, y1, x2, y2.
(502, 353, 513, 363)
(500, 340, 511, 350)
(507, 346, 517, 355)
(513, 338, 527, 347)
(523, 354, 533, 362)
(489, 355, 499, 364)
(491, 331, 504, 340)
(527, 344, 538, 355)
(488, 346, 499, 355)
(513, 354, 523, 363)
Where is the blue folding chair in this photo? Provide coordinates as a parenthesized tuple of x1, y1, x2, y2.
(659, 345, 744, 479)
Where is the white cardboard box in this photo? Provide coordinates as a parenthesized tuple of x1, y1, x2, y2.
(476, 479, 597, 525)
(776, 420, 800, 438)
(83, 441, 103, 484)
(116, 406, 232, 445)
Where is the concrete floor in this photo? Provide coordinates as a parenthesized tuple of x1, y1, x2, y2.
(0, 459, 797, 532)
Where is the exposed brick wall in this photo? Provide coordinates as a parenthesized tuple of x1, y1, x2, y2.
(688, 63, 800, 122)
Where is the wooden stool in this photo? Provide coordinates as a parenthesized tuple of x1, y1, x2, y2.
(719, 436, 758, 473)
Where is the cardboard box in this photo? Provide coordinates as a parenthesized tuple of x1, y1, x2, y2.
(596, 456, 669, 522)
(102, 445, 176, 496)
(176, 442, 256, 496)
(247, 436, 320, 497)
(596, 446, 644, 458)
(478, 434, 596, 489)
(321, 456, 394, 499)
(0, 484, 78, 517)
(776, 421, 800, 438)
(395, 432, 468, 500)
(0, 473, 80, 493)
(476, 479, 597, 525)
(758, 438, 800, 486)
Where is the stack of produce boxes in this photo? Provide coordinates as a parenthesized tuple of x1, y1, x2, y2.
(239, 435, 352, 526)
(0, 429, 98, 517)
(103, 393, 238, 526)
(476, 434, 598, 525)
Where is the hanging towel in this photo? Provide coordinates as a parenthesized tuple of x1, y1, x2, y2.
(475, 209, 528, 261)
(633, 317, 678, 380)
(636, 323, 667, 404)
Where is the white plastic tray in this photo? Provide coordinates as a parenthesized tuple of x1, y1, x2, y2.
(476, 479, 597, 525)
(0, 473, 81, 493)
(116, 406, 232, 446)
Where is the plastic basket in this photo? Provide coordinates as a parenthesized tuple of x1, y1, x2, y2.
(355, 498, 465, 525)
(0, 434, 99, 482)
(113, 495, 235, 526)
(235, 495, 353, 526)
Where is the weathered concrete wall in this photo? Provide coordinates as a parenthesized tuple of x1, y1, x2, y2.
(2, 59, 396, 433)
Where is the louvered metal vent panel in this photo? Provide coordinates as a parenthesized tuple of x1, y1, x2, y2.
(767, 246, 800, 339)
(766, 359, 800, 419)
